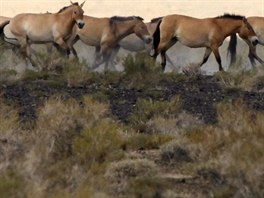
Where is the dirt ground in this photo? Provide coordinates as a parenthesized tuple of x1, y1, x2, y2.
(1, 75, 264, 126)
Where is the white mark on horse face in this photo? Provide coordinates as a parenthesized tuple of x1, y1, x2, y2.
(76, 19, 85, 29)
(143, 35, 152, 44)
(250, 36, 259, 46)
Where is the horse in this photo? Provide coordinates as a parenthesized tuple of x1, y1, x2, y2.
(151, 14, 259, 72)
(106, 17, 176, 70)
(67, 15, 152, 70)
(228, 16, 264, 66)
(2, 1, 85, 67)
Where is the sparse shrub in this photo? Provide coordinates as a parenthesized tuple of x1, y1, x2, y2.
(129, 96, 182, 132)
(215, 64, 264, 91)
(147, 111, 203, 134)
(105, 159, 157, 195)
(160, 140, 194, 164)
(122, 53, 164, 88)
(73, 119, 125, 168)
(126, 133, 173, 150)
(182, 62, 205, 77)
(0, 69, 18, 82)
(0, 99, 20, 138)
(0, 169, 26, 198)
(62, 58, 92, 87)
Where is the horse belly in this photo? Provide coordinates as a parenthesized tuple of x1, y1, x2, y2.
(22, 20, 54, 43)
(119, 36, 145, 51)
(178, 35, 209, 48)
(3, 24, 20, 46)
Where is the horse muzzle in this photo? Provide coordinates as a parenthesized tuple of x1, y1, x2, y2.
(144, 36, 152, 44)
(251, 36, 259, 46)
(76, 20, 85, 29)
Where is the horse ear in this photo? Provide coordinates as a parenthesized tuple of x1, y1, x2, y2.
(242, 17, 247, 22)
(70, 1, 74, 5)
(80, 1, 85, 8)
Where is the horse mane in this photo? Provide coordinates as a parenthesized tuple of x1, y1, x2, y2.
(215, 13, 245, 20)
(150, 17, 163, 23)
(58, 2, 79, 13)
(110, 16, 144, 22)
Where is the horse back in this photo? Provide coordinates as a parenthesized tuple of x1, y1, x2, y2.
(77, 16, 112, 46)
(9, 13, 63, 42)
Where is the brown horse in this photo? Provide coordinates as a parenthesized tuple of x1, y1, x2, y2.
(106, 17, 176, 69)
(6, 1, 85, 67)
(67, 15, 152, 70)
(151, 14, 259, 71)
(228, 17, 264, 66)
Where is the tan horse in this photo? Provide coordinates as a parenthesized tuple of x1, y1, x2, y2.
(228, 17, 264, 66)
(6, 1, 85, 67)
(151, 14, 259, 71)
(67, 15, 152, 70)
(107, 17, 176, 69)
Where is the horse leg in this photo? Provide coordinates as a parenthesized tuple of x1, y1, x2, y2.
(54, 37, 70, 57)
(158, 38, 177, 71)
(200, 47, 212, 66)
(243, 39, 264, 66)
(248, 45, 264, 66)
(67, 35, 79, 59)
(108, 45, 121, 70)
(211, 45, 223, 71)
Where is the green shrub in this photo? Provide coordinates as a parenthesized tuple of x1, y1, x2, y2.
(73, 119, 125, 167)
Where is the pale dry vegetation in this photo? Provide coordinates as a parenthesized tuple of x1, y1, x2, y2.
(0, 48, 263, 197)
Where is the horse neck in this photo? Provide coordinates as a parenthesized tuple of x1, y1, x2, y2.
(217, 19, 243, 37)
(113, 20, 137, 40)
(57, 8, 75, 27)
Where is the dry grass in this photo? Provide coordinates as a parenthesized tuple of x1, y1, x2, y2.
(104, 159, 157, 196)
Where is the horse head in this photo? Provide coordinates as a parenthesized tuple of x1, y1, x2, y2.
(239, 17, 259, 46)
(70, 1, 85, 29)
(132, 16, 152, 44)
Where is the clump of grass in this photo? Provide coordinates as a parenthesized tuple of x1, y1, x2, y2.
(61, 58, 92, 87)
(0, 69, 18, 83)
(160, 140, 195, 165)
(122, 53, 163, 88)
(129, 96, 182, 132)
(0, 169, 26, 198)
(178, 100, 264, 197)
(215, 64, 264, 91)
(73, 119, 125, 170)
(0, 99, 20, 138)
(104, 159, 157, 196)
(126, 133, 174, 150)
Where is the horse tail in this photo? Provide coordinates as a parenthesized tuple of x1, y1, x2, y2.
(227, 34, 237, 65)
(151, 18, 162, 56)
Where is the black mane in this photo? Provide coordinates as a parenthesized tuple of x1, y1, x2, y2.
(215, 13, 245, 20)
(150, 17, 163, 23)
(110, 16, 144, 21)
(58, 2, 79, 13)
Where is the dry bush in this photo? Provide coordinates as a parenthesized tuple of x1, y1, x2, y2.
(73, 119, 126, 169)
(147, 111, 203, 135)
(215, 64, 264, 91)
(104, 159, 157, 196)
(21, 96, 111, 196)
(179, 100, 264, 197)
(61, 58, 93, 87)
(129, 96, 182, 132)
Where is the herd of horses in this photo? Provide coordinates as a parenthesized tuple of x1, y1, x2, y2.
(0, 1, 264, 72)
